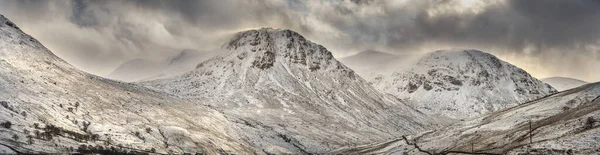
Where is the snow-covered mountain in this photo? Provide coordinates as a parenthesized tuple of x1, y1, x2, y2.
(3, 12, 582, 154)
(543, 77, 589, 92)
(0, 15, 440, 154)
(0, 14, 255, 154)
(331, 82, 600, 155)
(108, 49, 215, 82)
(370, 49, 557, 119)
(144, 28, 442, 153)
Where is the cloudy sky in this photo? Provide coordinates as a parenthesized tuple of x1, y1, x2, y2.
(0, 0, 598, 82)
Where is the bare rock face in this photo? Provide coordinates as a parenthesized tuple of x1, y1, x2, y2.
(372, 49, 558, 119)
(225, 28, 335, 72)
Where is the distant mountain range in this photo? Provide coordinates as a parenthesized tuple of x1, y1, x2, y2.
(108, 49, 216, 82)
(542, 77, 589, 91)
(1, 14, 598, 155)
(339, 50, 419, 82)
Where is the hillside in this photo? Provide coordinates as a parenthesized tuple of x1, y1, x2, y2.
(331, 82, 600, 155)
(0, 14, 254, 154)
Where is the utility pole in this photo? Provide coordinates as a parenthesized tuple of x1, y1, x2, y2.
(527, 119, 533, 155)
(529, 120, 532, 145)
(471, 142, 474, 152)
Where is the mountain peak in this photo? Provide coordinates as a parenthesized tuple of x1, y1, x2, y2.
(220, 28, 336, 71)
(372, 49, 557, 119)
(432, 49, 493, 58)
(151, 28, 360, 98)
(225, 28, 302, 50)
(143, 28, 437, 153)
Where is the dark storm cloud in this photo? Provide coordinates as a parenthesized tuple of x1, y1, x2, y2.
(506, 0, 600, 48)
(0, 0, 598, 81)
(413, 0, 600, 54)
(312, 0, 600, 56)
(122, 0, 297, 31)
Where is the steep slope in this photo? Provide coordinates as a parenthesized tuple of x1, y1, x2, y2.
(331, 82, 600, 155)
(144, 28, 441, 153)
(108, 49, 214, 82)
(372, 49, 557, 119)
(543, 77, 589, 92)
(0, 15, 254, 154)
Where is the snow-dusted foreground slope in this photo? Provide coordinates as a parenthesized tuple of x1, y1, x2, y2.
(331, 82, 600, 155)
(543, 77, 589, 92)
(371, 49, 557, 119)
(108, 49, 215, 82)
(144, 28, 443, 153)
(0, 15, 256, 154)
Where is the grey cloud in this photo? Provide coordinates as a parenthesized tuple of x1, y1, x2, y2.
(127, 0, 295, 31)
(508, 0, 600, 47)
(0, 0, 598, 81)
(309, 0, 600, 56)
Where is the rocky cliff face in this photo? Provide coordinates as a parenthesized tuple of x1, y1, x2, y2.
(222, 28, 350, 74)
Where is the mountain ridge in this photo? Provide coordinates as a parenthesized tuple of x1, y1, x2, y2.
(1, 13, 581, 154)
(144, 28, 442, 153)
(0, 14, 256, 154)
